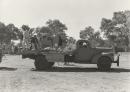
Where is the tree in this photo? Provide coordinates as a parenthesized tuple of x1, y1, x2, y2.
(100, 11, 130, 51)
(100, 18, 116, 37)
(46, 19, 68, 47)
(0, 22, 23, 46)
(112, 11, 127, 24)
(124, 11, 130, 51)
(67, 37, 76, 44)
(6, 24, 19, 40)
(17, 30, 23, 41)
(80, 26, 103, 47)
(21, 25, 31, 49)
(39, 26, 51, 35)
(80, 26, 94, 40)
(46, 19, 67, 35)
(0, 22, 7, 44)
(21, 25, 30, 31)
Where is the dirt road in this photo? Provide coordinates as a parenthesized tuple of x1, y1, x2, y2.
(0, 53, 130, 92)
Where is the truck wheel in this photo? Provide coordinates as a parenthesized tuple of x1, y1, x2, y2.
(34, 55, 54, 70)
(97, 57, 111, 71)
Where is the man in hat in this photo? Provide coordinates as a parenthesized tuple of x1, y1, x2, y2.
(30, 34, 39, 50)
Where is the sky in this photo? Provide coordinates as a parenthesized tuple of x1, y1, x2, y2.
(0, 0, 130, 39)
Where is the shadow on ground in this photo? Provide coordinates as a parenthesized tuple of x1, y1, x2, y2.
(0, 67, 17, 71)
(32, 67, 130, 73)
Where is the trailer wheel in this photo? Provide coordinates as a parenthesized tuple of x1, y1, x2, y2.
(97, 56, 112, 71)
(34, 55, 54, 70)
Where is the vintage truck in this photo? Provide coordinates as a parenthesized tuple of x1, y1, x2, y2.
(64, 40, 120, 70)
(22, 34, 120, 71)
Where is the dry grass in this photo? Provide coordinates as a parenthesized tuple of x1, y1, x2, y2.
(0, 53, 130, 92)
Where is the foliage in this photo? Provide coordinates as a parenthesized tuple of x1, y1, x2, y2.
(6, 24, 19, 40)
(100, 11, 130, 50)
(80, 26, 94, 40)
(0, 22, 7, 43)
(39, 26, 51, 34)
(67, 37, 76, 44)
(0, 22, 23, 44)
(21, 25, 30, 31)
(30, 20, 68, 48)
(45, 19, 68, 47)
(46, 19, 67, 35)
(80, 26, 103, 47)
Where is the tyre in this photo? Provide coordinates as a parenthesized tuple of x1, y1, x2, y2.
(34, 55, 54, 70)
(97, 56, 112, 71)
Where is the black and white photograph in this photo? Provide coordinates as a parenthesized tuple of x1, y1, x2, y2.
(0, 0, 130, 92)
